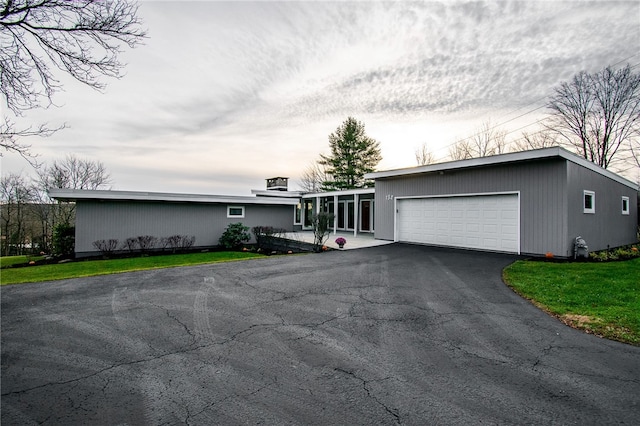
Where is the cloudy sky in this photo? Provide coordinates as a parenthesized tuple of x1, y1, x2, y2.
(3, 0, 639, 194)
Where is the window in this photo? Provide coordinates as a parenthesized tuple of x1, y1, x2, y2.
(583, 190, 595, 214)
(227, 206, 245, 218)
(622, 196, 630, 215)
(294, 203, 302, 225)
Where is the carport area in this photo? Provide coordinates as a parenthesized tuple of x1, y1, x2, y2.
(2, 244, 639, 424)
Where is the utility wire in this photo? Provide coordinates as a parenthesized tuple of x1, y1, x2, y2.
(429, 54, 640, 159)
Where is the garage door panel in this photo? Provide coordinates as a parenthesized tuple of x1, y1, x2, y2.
(501, 210, 517, 220)
(467, 209, 481, 219)
(397, 194, 519, 253)
(502, 224, 517, 234)
(481, 239, 498, 250)
(466, 223, 481, 233)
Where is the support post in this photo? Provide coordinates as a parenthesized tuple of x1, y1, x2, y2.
(333, 195, 338, 235)
(353, 193, 359, 238)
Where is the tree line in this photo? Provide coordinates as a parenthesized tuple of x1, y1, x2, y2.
(1, 155, 111, 256)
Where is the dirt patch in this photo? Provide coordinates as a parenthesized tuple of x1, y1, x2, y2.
(562, 314, 601, 326)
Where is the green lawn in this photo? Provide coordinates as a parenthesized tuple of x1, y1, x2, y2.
(503, 258, 640, 346)
(1, 255, 46, 268)
(0, 252, 265, 285)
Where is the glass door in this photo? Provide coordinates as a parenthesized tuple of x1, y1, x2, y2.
(360, 200, 373, 232)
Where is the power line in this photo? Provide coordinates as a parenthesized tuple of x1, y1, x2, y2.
(430, 55, 640, 158)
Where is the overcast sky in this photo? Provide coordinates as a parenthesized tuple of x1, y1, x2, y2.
(3, 0, 639, 194)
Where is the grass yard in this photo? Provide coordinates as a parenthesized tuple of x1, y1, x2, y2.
(1, 255, 46, 268)
(503, 258, 640, 346)
(0, 252, 264, 285)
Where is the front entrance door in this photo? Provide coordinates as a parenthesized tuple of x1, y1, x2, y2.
(303, 199, 314, 228)
(338, 201, 355, 230)
(360, 200, 373, 232)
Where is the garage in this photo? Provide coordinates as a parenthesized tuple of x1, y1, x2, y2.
(396, 193, 520, 253)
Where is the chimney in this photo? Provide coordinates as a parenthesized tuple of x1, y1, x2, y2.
(266, 177, 288, 191)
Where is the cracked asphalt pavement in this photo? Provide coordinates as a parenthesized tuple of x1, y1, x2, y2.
(2, 244, 639, 425)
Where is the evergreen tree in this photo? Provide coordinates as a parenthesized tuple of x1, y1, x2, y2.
(319, 117, 382, 190)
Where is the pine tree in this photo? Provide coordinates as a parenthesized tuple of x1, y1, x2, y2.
(319, 117, 382, 190)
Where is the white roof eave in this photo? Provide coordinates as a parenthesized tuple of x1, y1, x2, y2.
(301, 187, 376, 198)
(47, 189, 301, 206)
(364, 147, 638, 190)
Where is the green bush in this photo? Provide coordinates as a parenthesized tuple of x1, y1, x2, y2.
(589, 244, 640, 262)
(53, 223, 75, 257)
(219, 223, 251, 250)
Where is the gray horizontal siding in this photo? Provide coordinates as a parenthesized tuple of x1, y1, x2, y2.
(75, 201, 295, 256)
(374, 159, 570, 256)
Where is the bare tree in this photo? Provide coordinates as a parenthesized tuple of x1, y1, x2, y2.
(298, 161, 330, 193)
(1, 173, 37, 255)
(448, 138, 473, 161)
(36, 154, 112, 226)
(470, 120, 507, 157)
(514, 129, 559, 151)
(30, 188, 55, 253)
(0, 0, 146, 158)
(548, 64, 640, 169)
(415, 142, 436, 166)
(631, 129, 640, 169)
(0, 117, 63, 165)
(448, 120, 508, 160)
(37, 154, 112, 191)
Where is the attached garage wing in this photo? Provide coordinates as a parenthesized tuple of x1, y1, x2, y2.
(396, 193, 520, 254)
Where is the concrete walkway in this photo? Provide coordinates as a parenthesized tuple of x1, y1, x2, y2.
(282, 231, 394, 250)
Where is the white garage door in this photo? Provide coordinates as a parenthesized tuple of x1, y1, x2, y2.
(396, 194, 519, 253)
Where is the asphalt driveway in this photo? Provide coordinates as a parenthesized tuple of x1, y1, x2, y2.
(2, 244, 639, 425)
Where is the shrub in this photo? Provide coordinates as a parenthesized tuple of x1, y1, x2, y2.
(137, 235, 157, 252)
(52, 223, 75, 257)
(589, 244, 640, 262)
(252, 226, 286, 249)
(123, 237, 139, 252)
(160, 235, 195, 252)
(160, 235, 179, 251)
(219, 223, 251, 250)
(178, 235, 195, 249)
(93, 239, 119, 255)
(311, 212, 334, 252)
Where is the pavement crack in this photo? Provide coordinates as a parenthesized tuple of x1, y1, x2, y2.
(334, 368, 401, 424)
(184, 379, 276, 425)
(1, 346, 204, 397)
(163, 309, 197, 345)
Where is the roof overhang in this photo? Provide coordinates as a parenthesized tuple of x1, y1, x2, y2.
(365, 147, 638, 190)
(301, 187, 375, 199)
(251, 189, 304, 198)
(48, 189, 301, 206)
